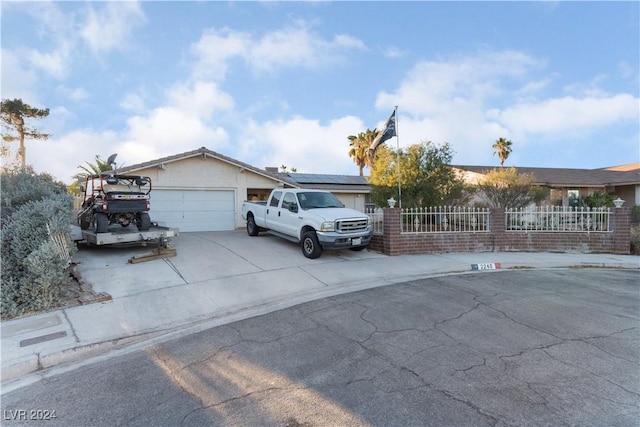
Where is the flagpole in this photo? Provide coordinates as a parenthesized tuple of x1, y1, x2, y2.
(395, 106, 401, 209)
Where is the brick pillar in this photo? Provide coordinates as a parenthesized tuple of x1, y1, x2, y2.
(383, 208, 402, 255)
(490, 208, 505, 252)
(612, 207, 631, 254)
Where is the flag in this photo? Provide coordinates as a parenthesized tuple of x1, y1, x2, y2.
(368, 110, 396, 155)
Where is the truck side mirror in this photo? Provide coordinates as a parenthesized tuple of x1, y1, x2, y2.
(289, 204, 298, 213)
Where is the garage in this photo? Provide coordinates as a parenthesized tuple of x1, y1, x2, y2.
(150, 189, 235, 232)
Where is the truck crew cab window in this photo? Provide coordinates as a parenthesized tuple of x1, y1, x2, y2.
(270, 191, 282, 207)
(282, 192, 297, 212)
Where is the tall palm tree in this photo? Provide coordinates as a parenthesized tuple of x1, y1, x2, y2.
(492, 137, 513, 167)
(348, 129, 378, 176)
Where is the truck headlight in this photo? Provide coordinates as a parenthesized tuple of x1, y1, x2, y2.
(320, 221, 335, 232)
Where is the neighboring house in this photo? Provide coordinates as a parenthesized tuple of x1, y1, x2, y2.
(454, 164, 640, 207)
(115, 147, 370, 232)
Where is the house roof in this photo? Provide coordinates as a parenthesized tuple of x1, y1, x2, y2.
(453, 164, 640, 187)
(115, 147, 637, 191)
(275, 173, 370, 193)
(116, 147, 300, 187)
(114, 147, 371, 192)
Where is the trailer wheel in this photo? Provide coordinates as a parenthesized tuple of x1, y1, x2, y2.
(94, 213, 109, 233)
(138, 212, 151, 231)
(246, 214, 259, 236)
(301, 230, 323, 259)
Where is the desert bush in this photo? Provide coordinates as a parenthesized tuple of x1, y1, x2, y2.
(474, 167, 547, 209)
(1, 166, 68, 222)
(1, 168, 75, 318)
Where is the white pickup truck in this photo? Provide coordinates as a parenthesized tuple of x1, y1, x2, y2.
(241, 189, 372, 258)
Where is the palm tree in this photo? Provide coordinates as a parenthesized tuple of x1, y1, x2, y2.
(492, 137, 513, 167)
(348, 129, 378, 176)
(73, 155, 114, 179)
(68, 155, 119, 195)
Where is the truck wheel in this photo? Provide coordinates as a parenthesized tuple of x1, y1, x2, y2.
(79, 213, 91, 230)
(301, 231, 323, 259)
(94, 213, 109, 233)
(138, 212, 151, 231)
(247, 215, 259, 236)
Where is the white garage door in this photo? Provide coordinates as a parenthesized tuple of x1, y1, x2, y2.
(150, 189, 235, 232)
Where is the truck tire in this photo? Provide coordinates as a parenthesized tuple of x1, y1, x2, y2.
(246, 214, 259, 236)
(79, 213, 91, 230)
(301, 230, 323, 259)
(138, 212, 151, 231)
(94, 213, 109, 233)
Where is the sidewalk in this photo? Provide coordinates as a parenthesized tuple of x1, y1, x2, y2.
(2, 231, 638, 390)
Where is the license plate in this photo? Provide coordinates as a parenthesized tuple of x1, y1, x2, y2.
(351, 237, 362, 246)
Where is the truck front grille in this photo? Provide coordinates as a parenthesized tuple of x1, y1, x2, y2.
(336, 218, 369, 233)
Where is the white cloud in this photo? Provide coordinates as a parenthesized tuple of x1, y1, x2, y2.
(370, 49, 638, 165)
(80, 1, 147, 54)
(13, 2, 77, 79)
(376, 50, 543, 116)
(191, 22, 367, 80)
(0, 49, 39, 101)
(25, 43, 74, 79)
(489, 94, 640, 136)
(165, 81, 234, 118)
(56, 85, 89, 102)
(120, 93, 147, 112)
(29, 128, 121, 183)
(239, 115, 366, 174)
(191, 28, 251, 81)
(617, 61, 635, 80)
(120, 106, 228, 164)
(382, 46, 407, 59)
(247, 24, 366, 73)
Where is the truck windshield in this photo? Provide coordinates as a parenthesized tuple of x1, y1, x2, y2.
(297, 192, 344, 210)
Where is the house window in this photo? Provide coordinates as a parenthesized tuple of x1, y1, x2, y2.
(568, 189, 580, 207)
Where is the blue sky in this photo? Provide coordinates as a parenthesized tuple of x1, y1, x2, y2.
(2, 1, 638, 184)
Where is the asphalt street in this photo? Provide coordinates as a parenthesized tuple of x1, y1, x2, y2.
(2, 268, 638, 427)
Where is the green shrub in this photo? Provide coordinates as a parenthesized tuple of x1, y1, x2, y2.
(583, 191, 616, 208)
(1, 168, 75, 318)
(1, 166, 68, 222)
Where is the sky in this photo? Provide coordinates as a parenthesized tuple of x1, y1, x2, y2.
(2, 1, 639, 184)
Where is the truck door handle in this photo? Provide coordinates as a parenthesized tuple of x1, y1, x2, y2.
(278, 211, 281, 217)
(267, 209, 269, 214)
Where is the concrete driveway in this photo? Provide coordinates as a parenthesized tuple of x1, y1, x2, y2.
(74, 230, 389, 299)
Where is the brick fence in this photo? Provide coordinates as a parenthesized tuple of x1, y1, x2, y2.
(369, 207, 632, 256)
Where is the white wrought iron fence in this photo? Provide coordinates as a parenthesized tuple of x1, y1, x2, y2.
(401, 207, 490, 233)
(505, 206, 611, 232)
(366, 207, 384, 235)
